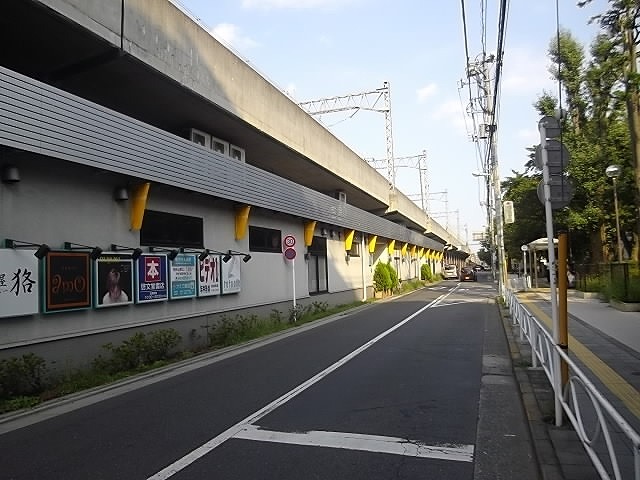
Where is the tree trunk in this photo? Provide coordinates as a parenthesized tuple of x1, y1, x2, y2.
(589, 227, 605, 264)
(623, 20, 640, 261)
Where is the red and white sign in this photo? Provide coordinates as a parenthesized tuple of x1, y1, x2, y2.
(283, 235, 296, 249)
(144, 256, 162, 282)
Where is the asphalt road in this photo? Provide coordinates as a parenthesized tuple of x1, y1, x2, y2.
(0, 274, 538, 479)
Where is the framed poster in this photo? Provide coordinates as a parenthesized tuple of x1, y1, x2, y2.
(135, 254, 168, 303)
(221, 254, 242, 294)
(94, 254, 134, 307)
(169, 253, 197, 299)
(197, 253, 220, 297)
(44, 251, 91, 313)
(0, 249, 40, 318)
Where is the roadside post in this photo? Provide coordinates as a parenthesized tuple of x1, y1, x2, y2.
(521, 244, 528, 291)
(283, 234, 297, 321)
(558, 232, 569, 392)
(537, 114, 573, 427)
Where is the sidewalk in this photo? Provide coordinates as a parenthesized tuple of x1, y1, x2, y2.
(507, 287, 640, 480)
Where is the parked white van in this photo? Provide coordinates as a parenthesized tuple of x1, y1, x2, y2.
(443, 264, 458, 280)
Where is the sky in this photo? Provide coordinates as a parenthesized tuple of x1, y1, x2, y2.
(173, 0, 607, 251)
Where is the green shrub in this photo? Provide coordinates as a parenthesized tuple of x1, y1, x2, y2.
(0, 353, 47, 399)
(373, 261, 391, 292)
(386, 262, 399, 292)
(93, 329, 181, 374)
(421, 264, 433, 282)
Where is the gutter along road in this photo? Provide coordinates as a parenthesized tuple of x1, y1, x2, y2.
(0, 275, 537, 479)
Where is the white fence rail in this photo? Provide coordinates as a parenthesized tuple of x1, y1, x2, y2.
(505, 289, 640, 480)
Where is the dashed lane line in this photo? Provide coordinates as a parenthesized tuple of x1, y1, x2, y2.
(233, 425, 474, 462)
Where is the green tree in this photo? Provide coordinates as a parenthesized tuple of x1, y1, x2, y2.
(579, 0, 640, 260)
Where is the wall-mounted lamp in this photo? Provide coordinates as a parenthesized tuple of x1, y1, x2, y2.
(149, 246, 179, 261)
(1, 165, 20, 184)
(329, 230, 336, 238)
(4, 238, 50, 259)
(111, 244, 143, 260)
(320, 228, 328, 237)
(180, 247, 215, 262)
(304, 252, 310, 261)
(113, 186, 129, 202)
(226, 249, 252, 263)
(64, 242, 103, 260)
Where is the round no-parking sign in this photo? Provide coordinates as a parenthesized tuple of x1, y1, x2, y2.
(284, 247, 296, 260)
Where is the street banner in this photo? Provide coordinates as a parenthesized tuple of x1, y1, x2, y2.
(94, 254, 134, 307)
(198, 253, 220, 297)
(44, 251, 91, 313)
(136, 254, 168, 303)
(221, 255, 241, 294)
(169, 253, 197, 299)
(0, 249, 40, 318)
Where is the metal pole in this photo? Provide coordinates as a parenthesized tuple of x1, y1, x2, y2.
(361, 234, 367, 302)
(292, 257, 297, 322)
(558, 232, 569, 392)
(484, 59, 506, 297)
(539, 119, 561, 426)
(613, 177, 623, 262)
(523, 250, 528, 291)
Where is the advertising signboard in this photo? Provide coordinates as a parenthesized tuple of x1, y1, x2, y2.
(221, 255, 242, 294)
(135, 254, 168, 303)
(94, 254, 134, 307)
(198, 253, 220, 297)
(44, 251, 91, 313)
(0, 249, 40, 318)
(169, 253, 197, 299)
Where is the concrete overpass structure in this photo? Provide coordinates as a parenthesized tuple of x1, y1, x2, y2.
(1, 0, 467, 251)
(0, 0, 470, 366)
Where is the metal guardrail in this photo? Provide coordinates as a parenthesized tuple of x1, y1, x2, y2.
(505, 289, 640, 480)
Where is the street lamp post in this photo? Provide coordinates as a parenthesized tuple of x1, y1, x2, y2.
(605, 164, 623, 262)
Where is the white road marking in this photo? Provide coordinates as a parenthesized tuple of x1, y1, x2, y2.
(233, 425, 474, 463)
(147, 290, 459, 479)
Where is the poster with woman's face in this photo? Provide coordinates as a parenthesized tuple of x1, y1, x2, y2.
(94, 254, 134, 308)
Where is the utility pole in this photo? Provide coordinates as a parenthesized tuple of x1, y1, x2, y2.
(483, 56, 507, 297)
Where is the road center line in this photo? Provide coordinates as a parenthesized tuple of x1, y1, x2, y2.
(233, 425, 474, 462)
(147, 291, 456, 480)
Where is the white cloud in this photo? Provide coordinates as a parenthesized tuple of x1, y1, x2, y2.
(431, 99, 467, 132)
(516, 127, 538, 142)
(242, 0, 352, 9)
(502, 46, 555, 95)
(210, 23, 259, 51)
(417, 83, 438, 103)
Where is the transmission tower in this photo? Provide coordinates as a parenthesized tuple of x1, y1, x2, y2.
(298, 82, 396, 190)
(370, 150, 429, 213)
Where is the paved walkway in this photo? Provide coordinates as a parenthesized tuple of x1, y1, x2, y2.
(507, 287, 640, 480)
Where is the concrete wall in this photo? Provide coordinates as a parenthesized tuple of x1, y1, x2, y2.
(0, 152, 361, 350)
(38, 0, 391, 207)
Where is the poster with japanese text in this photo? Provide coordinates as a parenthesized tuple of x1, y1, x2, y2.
(94, 254, 134, 308)
(169, 253, 197, 299)
(197, 253, 220, 297)
(135, 254, 168, 303)
(0, 249, 40, 318)
(221, 255, 242, 294)
(44, 252, 91, 313)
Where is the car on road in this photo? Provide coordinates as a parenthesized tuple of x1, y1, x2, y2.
(443, 264, 458, 279)
(460, 266, 477, 282)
